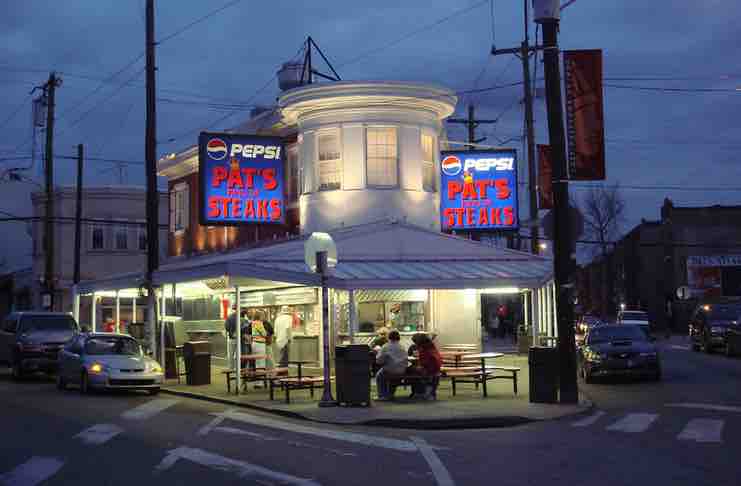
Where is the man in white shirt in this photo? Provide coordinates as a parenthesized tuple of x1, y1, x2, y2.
(375, 330, 408, 400)
(273, 306, 293, 367)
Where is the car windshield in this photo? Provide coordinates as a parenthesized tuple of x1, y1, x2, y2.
(20, 315, 78, 332)
(588, 326, 648, 344)
(621, 312, 648, 321)
(85, 337, 142, 356)
(706, 305, 741, 320)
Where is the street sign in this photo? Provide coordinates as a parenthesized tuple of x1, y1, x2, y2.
(676, 286, 691, 300)
(304, 232, 338, 274)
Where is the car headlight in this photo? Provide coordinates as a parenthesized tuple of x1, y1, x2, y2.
(148, 362, 163, 373)
(89, 362, 109, 374)
(585, 350, 605, 361)
(711, 326, 726, 334)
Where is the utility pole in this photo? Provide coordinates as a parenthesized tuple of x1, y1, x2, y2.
(43, 72, 61, 310)
(73, 144, 83, 286)
(535, 0, 578, 403)
(491, 0, 540, 254)
(145, 0, 159, 356)
(447, 104, 495, 150)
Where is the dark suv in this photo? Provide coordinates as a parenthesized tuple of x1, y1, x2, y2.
(689, 303, 741, 353)
(0, 312, 79, 379)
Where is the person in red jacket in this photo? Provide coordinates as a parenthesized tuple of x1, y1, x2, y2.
(410, 333, 442, 400)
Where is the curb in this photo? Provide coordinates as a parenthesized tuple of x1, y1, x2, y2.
(162, 386, 594, 430)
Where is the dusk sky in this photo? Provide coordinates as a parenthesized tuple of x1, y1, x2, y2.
(1, 0, 740, 270)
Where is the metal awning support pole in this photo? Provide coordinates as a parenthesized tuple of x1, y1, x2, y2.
(115, 290, 121, 334)
(132, 296, 137, 324)
(348, 289, 357, 339)
(523, 291, 529, 337)
(160, 286, 166, 366)
(91, 292, 97, 332)
(72, 286, 80, 324)
(147, 288, 156, 357)
(551, 281, 558, 338)
(235, 285, 241, 395)
(317, 251, 336, 407)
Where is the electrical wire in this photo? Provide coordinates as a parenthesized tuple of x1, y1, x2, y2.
(0, 94, 32, 131)
(604, 83, 740, 94)
(157, 0, 247, 46)
(338, 0, 490, 68)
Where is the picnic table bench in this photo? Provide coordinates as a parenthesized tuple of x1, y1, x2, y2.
(440, 353, 520, 397)
(222, 366, 289, 393)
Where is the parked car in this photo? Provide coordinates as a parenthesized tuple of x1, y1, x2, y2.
(57, 333, 164, 395)
(0, 312, 79, 379)
(689, 303, 741, 353)
(617, 310, 652, 336)
(576, 314, 604, 335)
(578, 324, 661, 383)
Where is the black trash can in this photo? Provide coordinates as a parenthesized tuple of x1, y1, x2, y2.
(528, 346, 559, 403)
(727, 328, 741, 357)
(335, 344, 371, 406)
(183, 341, 211, 386)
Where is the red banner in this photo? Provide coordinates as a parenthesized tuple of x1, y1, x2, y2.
(537, 144, 553, 209)
(564, 49, 606, 180)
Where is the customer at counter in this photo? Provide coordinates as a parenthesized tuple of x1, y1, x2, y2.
(274, 306, 293, 367)
(370, 326, 390, 350)
(375, 330, 408, 401)
(250, 309, 275, 368)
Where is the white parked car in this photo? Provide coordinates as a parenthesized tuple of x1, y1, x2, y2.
(57, 333, 164, 395)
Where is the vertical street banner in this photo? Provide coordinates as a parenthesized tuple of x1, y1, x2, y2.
(564, 49, 606, 180)
(198, 132, 285, 225)
(537, 144, 553, 209)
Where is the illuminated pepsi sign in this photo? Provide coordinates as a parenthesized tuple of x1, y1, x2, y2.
(440, 149, 518, 231)
(198, 132, 285, 225)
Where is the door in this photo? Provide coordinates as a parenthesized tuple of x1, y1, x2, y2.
(61, 336, 84, 383)
(0, 314, 18, 364)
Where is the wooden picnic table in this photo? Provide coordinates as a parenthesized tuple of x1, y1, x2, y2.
(441, 344, 478, 352)
(462, 352, 505, 370)
(440, 350, 474, 368)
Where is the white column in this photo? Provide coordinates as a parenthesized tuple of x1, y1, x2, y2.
(523, 291, 529, 336)
(72, 285, 80, 323)
(132, 296, 137, 324)
(539, 287, 546, 337)
(348, 289, 357, 339)
(531, 290, 539, 341)
(90, 292, 97, 332)
(235, 286, 241, 395)
(147, 288, 157, 358)
(115, 290, 121, 334)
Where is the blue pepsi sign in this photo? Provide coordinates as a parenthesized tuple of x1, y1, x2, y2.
(440, 149, 518, 231)
(198, 132, 285, 225)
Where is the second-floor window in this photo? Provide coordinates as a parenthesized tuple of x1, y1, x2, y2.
(421, 133, 436, 192)
(137, 226, 147, 251)
(366, 127, 398, 187)
(115, 225, 128, 250)
(90, 226, 104, 250)
(169, 183, 189, 232)
(317, 131, 341, 191)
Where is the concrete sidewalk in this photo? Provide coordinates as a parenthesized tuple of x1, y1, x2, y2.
(163, 353, 592, 429)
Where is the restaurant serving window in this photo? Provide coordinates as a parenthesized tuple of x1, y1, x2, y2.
(317, 131, 341, 191)
(366, 127, 398, 187)
(337, 289, 429, 335)
(421, 133, 436, 192)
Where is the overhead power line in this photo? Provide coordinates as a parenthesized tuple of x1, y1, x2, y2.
(157, 0, 247, 45)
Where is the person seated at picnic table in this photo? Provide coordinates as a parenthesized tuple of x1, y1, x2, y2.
(407, 333, 442, 400)
(370, 326, 390, 350)
(407, 332, 437, 357)
(375, 330, 408, 401)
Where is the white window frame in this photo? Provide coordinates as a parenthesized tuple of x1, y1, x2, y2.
(114, 224, 128, 251)
(421, 132, 436, 192)
(365, 126, 399, 188)
(89, 224, 105, 251)
(169, 183, 189, 234)
(316, 130, 342, 192)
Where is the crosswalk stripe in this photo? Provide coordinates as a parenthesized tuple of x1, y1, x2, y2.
(74, 424, 123, 445)
(571, 411, 605, 427)
(0, 457, 65, 486)
(677, 418, 724, 443)
(121, 399, 178, 420)
(605, 413, 658, 433)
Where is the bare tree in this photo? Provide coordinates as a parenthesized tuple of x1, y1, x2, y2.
(581, 184, 625, 257)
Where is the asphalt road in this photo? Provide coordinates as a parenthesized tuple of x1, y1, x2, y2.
(0, 336, 739, 486)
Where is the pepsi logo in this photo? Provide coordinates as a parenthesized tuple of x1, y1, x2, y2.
(441, 155, 462, 176)
(206, 138, 228, 160)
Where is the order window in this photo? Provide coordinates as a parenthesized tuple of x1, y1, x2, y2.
(366, 127, 398, 187)
(317, 131, 341, 191)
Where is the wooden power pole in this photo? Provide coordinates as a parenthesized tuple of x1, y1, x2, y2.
(73, 144, 84, 285)
(145, 0, 159, 356)
(43, 72, 61, 310)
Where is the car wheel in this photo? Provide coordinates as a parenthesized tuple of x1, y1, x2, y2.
(80, 371, 90, 394)
(11, 361, 24, 381)
(148, 387, 160, 396)
(56, 374, 67, 391)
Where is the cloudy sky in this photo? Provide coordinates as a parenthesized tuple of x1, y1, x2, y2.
(1, 0, 740, 269)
